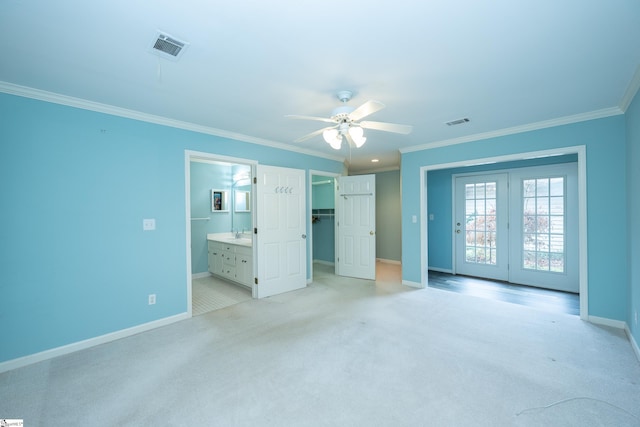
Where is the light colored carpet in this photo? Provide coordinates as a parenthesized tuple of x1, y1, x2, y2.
(1, 262, 639, 426)
(192, 275, 252, 316)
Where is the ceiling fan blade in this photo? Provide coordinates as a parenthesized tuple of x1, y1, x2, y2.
(348, 100, 385, 121)
(294, 125, 337, 143)
(360, 120, 413, 134)
(285, 114, 336, 124)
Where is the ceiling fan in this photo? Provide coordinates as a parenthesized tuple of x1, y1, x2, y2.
(286, 90, 413, 150)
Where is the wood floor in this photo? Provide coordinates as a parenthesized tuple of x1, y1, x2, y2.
(428, 270, 579, 316)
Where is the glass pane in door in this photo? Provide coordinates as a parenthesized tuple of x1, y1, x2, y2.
(464, 181, 497, 265)
(522, 177, 565, 272)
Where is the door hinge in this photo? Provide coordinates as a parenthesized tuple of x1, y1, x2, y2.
(254, 277, 258, 285)
(253, 177, 257, 184)
(254, 227, 257, 234)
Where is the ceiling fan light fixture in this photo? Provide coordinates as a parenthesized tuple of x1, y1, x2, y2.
(323, 129, 342, 149)
(348, 126, 367, 148)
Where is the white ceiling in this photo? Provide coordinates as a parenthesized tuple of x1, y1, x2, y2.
(2, 0, 639, 173)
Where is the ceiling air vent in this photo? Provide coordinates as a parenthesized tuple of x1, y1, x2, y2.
(149, 31, 189, 61)
(445, 118, 470, 126)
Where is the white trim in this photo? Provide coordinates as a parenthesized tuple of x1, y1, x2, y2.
(428, 267, 453, 274)
(350, 165, 400, 175)
(377, 258, 401, 265)
(313, 259, 336, 266)
(588, 316, 626, 329)
(0, 81, 345, 163)
(625, 324, 640, 363)
(619, 64, 640, 112)
(420, 145, 589, 319)
(402, 280, 422, 288)
(0, 313, 189, 374)
(401, 108, 622, 154)
(192, 272, 210, 279)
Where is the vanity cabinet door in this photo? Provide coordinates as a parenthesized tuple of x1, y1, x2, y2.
(208, 242, 224, 274)
(236, 253, 252, 286)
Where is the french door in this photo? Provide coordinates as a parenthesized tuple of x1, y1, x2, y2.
(454, 164, 578, 293)
(454, 174, 509, 281)
(508, 164, 578, 292)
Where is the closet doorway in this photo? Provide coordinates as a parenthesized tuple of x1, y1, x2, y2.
(309, 171, 340, 281)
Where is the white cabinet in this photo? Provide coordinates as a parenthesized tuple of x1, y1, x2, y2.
(208, 241, 224, 276)
(207, 240, 253, 288)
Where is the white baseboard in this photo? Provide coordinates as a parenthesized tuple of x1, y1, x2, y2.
(428, 267, 454, 274)
(402, 279, 423, 289)
(192, 272, 210, 279)
(588, 315, 627, 329)
(313, 260, 335, 266)
(377, 258, 401, 265)
(625, 324, 640, 363)
(0, 312, 189, 374)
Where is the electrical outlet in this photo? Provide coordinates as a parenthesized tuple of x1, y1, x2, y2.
(143, 218, 156, 231)
(148, 294, 156, 305)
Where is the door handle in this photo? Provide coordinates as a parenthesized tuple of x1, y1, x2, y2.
(370, 231, 375, 235)
(456, 229, 461, 234)
(302, 234, 307, 239)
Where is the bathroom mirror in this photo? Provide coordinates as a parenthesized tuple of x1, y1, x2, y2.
(211, 189, 229, 212)
(234, 190, 250, 212)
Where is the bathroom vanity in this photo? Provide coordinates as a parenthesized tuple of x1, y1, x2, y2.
(207, 233, 253, 289)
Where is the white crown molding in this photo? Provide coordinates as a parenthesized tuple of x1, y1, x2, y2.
(400, 107, 623, 154)
(350, 165, 400, 175)
(0, 81, 345, 163)
(619, 64, 640, 112)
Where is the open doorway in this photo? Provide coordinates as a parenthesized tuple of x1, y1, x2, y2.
(185, 150, 256, 317)
(421, 146, 588, 319)
(309, 170, 340, 281)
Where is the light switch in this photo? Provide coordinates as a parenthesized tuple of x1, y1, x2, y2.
(143, 218, 156, 231)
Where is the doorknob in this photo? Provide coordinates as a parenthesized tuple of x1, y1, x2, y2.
(370, 231, 375, 235)
(456, 229, 461, 234)
(301, 234, 307, 239)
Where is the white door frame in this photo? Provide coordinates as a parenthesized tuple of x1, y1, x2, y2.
(184, 150, 258, 317)
(308, 170, 341, 282)
(420, 146, 588, 320)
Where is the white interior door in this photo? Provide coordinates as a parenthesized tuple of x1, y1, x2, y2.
(256, 165, 306, 298)
(454, 174, 509, 281)
(336, 175, 376, 280)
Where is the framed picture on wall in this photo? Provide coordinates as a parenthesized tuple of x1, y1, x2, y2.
(211, 189, 228, 212)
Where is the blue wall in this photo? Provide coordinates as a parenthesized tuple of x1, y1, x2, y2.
(427, 155, 577, 271)
(402, 115, 627, 321)
(0, 93, 343, 363)
(190, 162, 231, 274)
(626, 89, 640, 347)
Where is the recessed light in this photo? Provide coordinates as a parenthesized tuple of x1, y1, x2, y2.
(371, 159, 379, 163)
